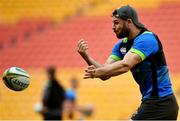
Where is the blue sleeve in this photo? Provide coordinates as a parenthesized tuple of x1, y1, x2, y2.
(66, 89, 76, 101)
(110, 41, 123, 61)
(130, 33, 159, 60)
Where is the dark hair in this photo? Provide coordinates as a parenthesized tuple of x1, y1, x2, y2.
(47, 66, 56, 75)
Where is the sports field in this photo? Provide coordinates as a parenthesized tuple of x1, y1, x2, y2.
(0, 69, 180, 120)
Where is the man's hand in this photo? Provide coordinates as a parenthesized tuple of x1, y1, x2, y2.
(76, 38, 104, 70)
(84, 65, 107, 79)
(77, 39, 89, 56)
(84, 65, 97, 79)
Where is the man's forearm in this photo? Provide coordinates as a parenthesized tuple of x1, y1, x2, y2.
(96, 60, 130, 78)
(80, 53, 102, 68)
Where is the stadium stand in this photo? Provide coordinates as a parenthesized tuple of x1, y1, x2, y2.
(0, 18, 53, 51)
(0, 1, 180, 72)
(0, 0, 180, 120)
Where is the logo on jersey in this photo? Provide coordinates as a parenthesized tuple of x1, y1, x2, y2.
(120, 47, 127, 54)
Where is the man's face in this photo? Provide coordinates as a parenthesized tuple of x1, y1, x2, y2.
(112, 16, 130, 39)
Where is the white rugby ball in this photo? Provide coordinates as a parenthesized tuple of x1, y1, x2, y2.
(2, 67, 30, 91)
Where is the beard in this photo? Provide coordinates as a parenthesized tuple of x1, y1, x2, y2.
(116, 23, 130, 39)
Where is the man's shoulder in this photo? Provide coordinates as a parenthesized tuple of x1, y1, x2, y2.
(139, 31, 155, 39)
(135, 31, 157, 43)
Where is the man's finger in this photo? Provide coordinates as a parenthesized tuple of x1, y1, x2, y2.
(87, 65, 96, 70)
(79, 43, 88, 51)
(82, 46, 88, 51)
(78, 39, 84, 44)
(83, 76, 91, 79)
(83, 75, 94, 79)
(85, 69, 95, 74)
(79, 42, 87, 51)
(77, 39, 84, 48)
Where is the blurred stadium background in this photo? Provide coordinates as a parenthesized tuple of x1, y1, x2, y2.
(0, 0, 180, 120)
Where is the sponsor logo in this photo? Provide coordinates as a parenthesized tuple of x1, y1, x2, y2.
(120, 47, 127, 54)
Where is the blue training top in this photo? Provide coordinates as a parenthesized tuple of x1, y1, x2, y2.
(66, 88, 76, 101)
(110, 30, 173, 100)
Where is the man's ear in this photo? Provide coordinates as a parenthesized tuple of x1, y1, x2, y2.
(127, 19, 133, 24)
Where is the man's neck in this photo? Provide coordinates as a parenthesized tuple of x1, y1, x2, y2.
(128, 27, 141, 40)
